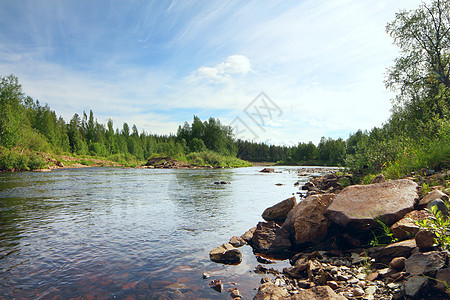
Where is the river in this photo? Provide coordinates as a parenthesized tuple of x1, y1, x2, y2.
(0, 166, 327, 299)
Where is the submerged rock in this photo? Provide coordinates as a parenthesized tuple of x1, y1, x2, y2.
(324, 179, 419, 231)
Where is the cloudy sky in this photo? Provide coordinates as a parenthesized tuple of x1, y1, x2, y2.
(0, 0, 423, 145)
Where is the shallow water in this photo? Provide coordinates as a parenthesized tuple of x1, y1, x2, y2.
(0, 166, 324, 299)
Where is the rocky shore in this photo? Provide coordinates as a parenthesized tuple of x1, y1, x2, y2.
(209, 169, 450, 299)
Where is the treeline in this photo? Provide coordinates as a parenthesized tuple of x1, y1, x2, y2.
(236, 138, 346, 166)
(0, 74, 247, 170)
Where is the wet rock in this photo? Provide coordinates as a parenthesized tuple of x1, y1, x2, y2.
(371, 174, 386, 184)
(241, 227, 256, 242)
(405, 275, 429, 298)
(253, 282, 290, 300)
(418, 189, 449, 209)
(229, 287, 241, 298)
(262, 196, 297, 223)
(390, 210, 432, 241)
(209, 279, 223, 293)
(260, 168, 275, 173)
(209, 243, 242, 265)
(324, 179, 418, 231)
(251, 221, 292, 256)
(370, 239, 416, 266)
(282, 194, 334, 246)
(427, 199, 449, 217)
(405, 251, 446, 275)
(389, 257, 406, 270)
(229, 236, 246, 248)
(256, 255, 275, 264)
(290, 286, 347, 300)
(415, 229, 436, 250)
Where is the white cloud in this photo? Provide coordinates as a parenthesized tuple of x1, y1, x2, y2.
(195, 55, 252, 82)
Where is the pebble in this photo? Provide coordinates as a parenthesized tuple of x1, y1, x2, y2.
(352, 287, 365, 297)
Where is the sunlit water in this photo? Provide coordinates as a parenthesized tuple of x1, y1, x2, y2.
(0, 166, 324, 299)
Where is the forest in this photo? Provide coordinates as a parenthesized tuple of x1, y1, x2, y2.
(1, 0, 449, 181)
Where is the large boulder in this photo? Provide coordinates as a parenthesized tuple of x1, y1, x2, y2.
(282, 194, 334, 246)
(390, 210, 432, 241)
(262, 196, 297, 223)
(251, 221, 292, 257)
(209, 243, 242, 265)
(324, 179, 419, 231)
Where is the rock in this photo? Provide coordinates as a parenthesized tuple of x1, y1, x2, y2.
(262, 196, 297, 223)
(371, 174, 386, 184)
(256, 255, 275, 264)
(418, 189, 449, 209)
(282, 194, 334, 246)
(435, 268, 450, 293)
(415, 229, 436, 250)
(352, 287, 365, 297)
(302, 181, 317, 191)
(253, 282, 290, 300)
(241, 227, 256, 242)
(366, 271, 379, 281)
(324, 179, 418, 231)
(370, 239, 416, 266)
(389, 257, 406, 270)
(327, 280, 339, 290)
(427, 199, 449, 217)
(390, 210, 432, 241)
(405, 251, 447, 275)
(229, 236, 246, 247)
(405, 275, 429, 298)
(260, 168, 275, 173)
(209, 243, 242, 265)
(202, 272, 210, 279)
(229, 287, 241, 298)
(290, 286, 347, 300)
(251, 221, 292, 256)
(209, 279, 223, 293)
(214, 181, 231, 184)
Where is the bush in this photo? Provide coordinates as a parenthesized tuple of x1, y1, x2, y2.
(0, 147, 46, 171)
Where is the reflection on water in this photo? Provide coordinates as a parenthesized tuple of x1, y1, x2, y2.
(0, 166, 315, 299)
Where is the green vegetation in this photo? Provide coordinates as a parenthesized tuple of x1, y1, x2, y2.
(416, 204, 450, 251)
(0, 75, 251, 170)
(186, 151, 252, 168)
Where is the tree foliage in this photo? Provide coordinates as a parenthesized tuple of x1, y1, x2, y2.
(386, 0, 450, 118)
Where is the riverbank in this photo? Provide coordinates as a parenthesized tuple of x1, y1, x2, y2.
(208, 169, 450, 299)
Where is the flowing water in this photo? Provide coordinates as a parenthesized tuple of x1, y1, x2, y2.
(0, 166, 326, 299)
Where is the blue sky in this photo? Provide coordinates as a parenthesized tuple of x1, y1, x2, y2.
(0, 0, 423, 145)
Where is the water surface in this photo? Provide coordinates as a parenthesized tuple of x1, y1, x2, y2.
(0, 166, 320, 299)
